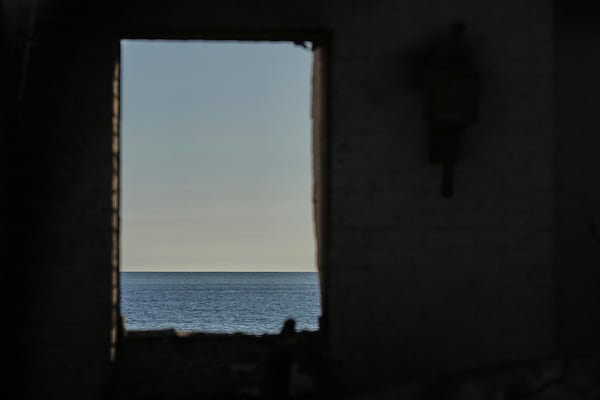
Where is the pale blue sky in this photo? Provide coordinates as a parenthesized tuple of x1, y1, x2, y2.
(120, 40, 315, 272)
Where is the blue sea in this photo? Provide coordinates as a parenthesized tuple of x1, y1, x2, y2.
(120, 272, 321, 335)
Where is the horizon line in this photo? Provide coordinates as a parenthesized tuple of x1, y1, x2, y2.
(121, 270, 317, 273)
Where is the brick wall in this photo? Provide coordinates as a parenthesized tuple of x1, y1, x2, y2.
(326, 0, 555, 390)
(8, 2, 117, 398)
(555, 0, 600, 357)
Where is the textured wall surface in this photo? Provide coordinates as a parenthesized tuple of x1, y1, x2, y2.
(5, 0, 600, 398)
(325, 0, 555, 389)
(8, 8, 117, 396)
(554, 0, 600, 357)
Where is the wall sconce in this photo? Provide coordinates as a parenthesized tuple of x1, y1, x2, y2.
(424, 22, 478, 197)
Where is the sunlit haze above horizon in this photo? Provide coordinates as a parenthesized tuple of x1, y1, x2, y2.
(121, 40, 315, 272)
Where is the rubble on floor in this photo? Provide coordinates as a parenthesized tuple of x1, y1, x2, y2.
(107, 326, 599, 400)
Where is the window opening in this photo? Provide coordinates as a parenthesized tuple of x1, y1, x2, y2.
(119, 40, 321, 335)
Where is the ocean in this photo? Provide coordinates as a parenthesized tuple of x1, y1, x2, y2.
(120, 272, 321, 335)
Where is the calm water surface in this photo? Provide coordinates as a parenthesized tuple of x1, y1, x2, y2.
(120, 272, 321, 334)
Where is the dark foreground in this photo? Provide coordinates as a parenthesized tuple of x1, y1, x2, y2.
(106, 321, 600, 400)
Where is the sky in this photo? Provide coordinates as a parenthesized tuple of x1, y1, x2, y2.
(120, 40, 315, 272)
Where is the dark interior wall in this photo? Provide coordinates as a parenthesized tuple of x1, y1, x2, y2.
(326, 1, 555, 389)
(555, 0, 600, 355)
(5, 1, 338, 398)
(8, 1, 117, 397)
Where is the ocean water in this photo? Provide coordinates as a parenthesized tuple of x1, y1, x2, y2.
(120, 272, 321, 335)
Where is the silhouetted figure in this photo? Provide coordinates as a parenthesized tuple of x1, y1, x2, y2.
(261, 319, 296, 399)
(280, 318, 296, 337)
